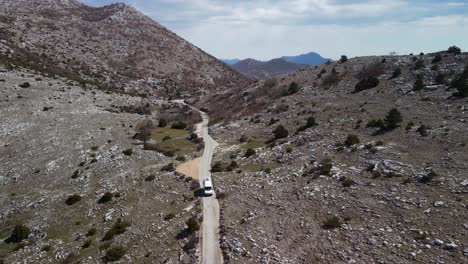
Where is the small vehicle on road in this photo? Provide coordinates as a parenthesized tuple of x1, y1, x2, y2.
(203, 178, 214, 196)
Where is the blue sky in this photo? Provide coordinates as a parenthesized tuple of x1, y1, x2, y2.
(82, 0, 468, 60)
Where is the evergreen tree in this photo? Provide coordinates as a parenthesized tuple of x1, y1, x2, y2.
(384, 108, 403, 129)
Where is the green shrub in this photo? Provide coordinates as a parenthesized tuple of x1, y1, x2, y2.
(406, 121, 415, 131)
(322, 215, 341, 229)
(225, 161, 238, 171)
(65, 194, 81, 206)
(384, 108, 403, 129)
(19, 82, 30, 88)
(145, 175, 156, 181)
(102, 219, 130, 241)
(298, 116, 317, 131)
(211, 161, 225, 172)
(106, 246, 127, 262)
(176, 155, 186, 161)
(158, 118, 167, 127)
(354, 77, 379, 92)
(164, 213, 175, 221)
(340, 177, 356, 188)
(432, 54, 442, 63)
(344, 135, 360, 147)
(366, 119, 384, 128)
(419, 171, 437, 183)
(287, 82, 300, 95)
(273, 125, 289, 140)
(416, 124, 428, 137)
(413, 75, 424, 91)
(122, 149, 133, 156)
(435, 72, 445, 85)
(447, 45, 461, 55)
(451, 65, 468, 97)
(391, 68, 402, 79)
(86, 227, 97, 237)
(161, 163, 175, 172)
(98, 192, 113, 204)
(6, 225, 30, 243)
(171, 122, 187, 130)
(41, 245, 52, 252)
(82, 239, 92, 249)
(319, 159, 333, 176)
(186, 218, 200, 234)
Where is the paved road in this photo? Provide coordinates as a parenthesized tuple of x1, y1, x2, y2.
(173, 100, 223, 264)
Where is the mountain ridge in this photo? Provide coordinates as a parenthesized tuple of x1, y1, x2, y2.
(0, 0, 251, 98)
(230, 58, 306, 79)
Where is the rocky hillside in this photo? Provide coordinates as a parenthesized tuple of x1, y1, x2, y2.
(206, 49, 468, 263)
(0, 0, 250, 98)
(231, 58, 306, 80)
(0, 63, 208, 263)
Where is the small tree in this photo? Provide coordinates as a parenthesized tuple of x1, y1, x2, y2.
(451, 65, 468, 97)
(158, 118, 167, 127)
(98, 192, 113, 204)
(5, 225, 30, 243)
(211, 161, 225, 172)
(391, 67, 402, 79)
(414, 59, 424, 70)
(171, 122, 187, 130)
(447, 46, 461, 55)
(432, 54, 442, 63)
(344, 135, 360, 147)
(354, 77, 379, 92)
(413, 75, 424, 91)
(287, 82, 300, 95)
(435, 72, 445, 85)
(340, 55, 348, 63)
(273, 125, 289, 140)
(106, 246, 127, 262)
(245, 148, 256, 158)
(65, 194, 81, 206)
(298, 116, 317, 131)
(186, 218, 200, 234)
(384, 108, 403, 129)
(134, 119, 153, 142)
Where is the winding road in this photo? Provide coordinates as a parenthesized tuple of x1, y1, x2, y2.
(174, 100, 223, 264)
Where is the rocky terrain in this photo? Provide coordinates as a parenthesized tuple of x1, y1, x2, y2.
(206, 50, 468, 263)
(0, 64, 207, 263)
(0, 0, 250, 98)
(230, 58, 306, 80)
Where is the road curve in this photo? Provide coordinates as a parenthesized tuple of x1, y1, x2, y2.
(173, 100, 223, 264)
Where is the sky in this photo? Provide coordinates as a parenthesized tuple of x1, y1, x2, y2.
(81, 0, 468, 60)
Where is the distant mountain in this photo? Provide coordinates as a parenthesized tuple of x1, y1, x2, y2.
(282, 52, 331, 65)
(230, 58, 306, 79)
(221, 59, 241, 65)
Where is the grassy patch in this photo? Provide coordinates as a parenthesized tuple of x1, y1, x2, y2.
(151, 128, 188, 141)
(158, 138, 196, 156)
(149, 128, 195, 155)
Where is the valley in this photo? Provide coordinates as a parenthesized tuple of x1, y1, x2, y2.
(0, 0, 467, 263)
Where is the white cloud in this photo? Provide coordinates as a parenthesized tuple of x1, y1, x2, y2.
(82, 0, 468, 59)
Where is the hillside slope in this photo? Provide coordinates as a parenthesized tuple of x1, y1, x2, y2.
(231, 58, 306, 79)
(0, 0, 250, 98)
(206, 51, 468, 263)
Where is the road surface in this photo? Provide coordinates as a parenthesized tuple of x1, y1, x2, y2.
(173, 100, 223, 264)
